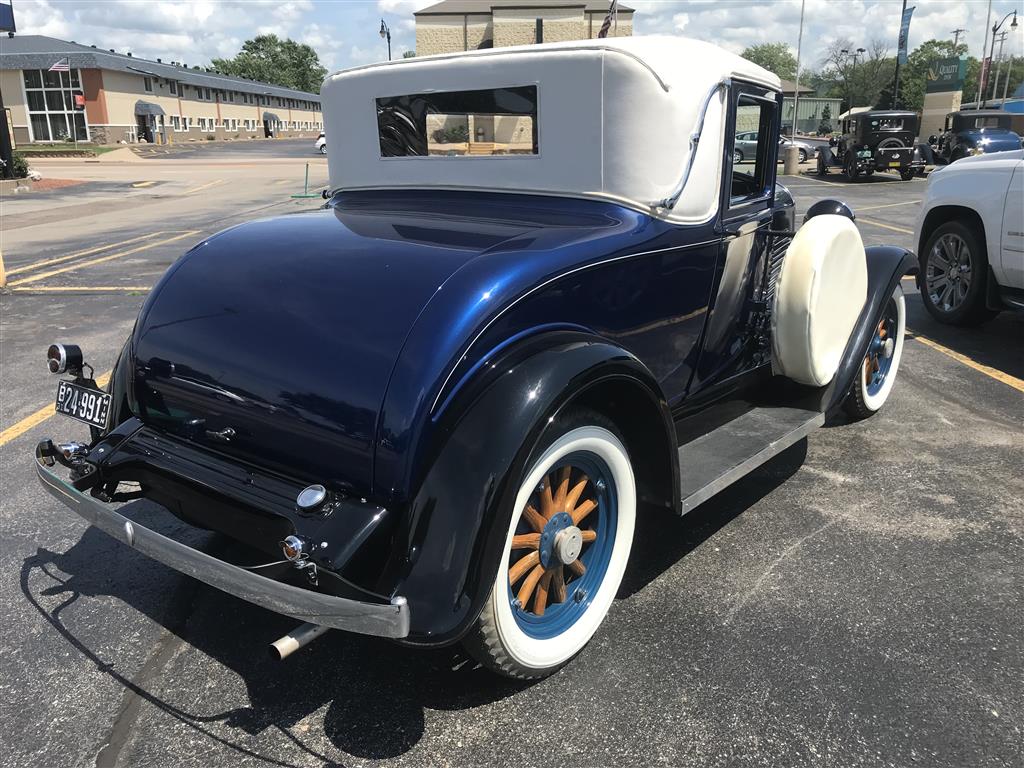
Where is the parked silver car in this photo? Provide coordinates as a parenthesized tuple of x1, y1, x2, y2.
(734, 132, 814, 164)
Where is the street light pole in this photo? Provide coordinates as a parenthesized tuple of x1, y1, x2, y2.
(379, 19, 392, 61)
(840, 46, 866, 117)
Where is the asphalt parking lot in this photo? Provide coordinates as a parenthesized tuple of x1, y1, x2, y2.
(1, 164, 1022, 768)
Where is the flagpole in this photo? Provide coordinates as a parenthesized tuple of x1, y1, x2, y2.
(976, 0, 993, 109)
(892, 0, 908, 108)
(793, 0, 805, 136)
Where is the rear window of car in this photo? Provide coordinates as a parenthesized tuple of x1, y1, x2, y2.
(376, 85, 538, 158)
(874, 117, 905, 130)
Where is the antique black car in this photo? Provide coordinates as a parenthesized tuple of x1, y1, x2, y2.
(818, 109, 926, 181)
(929, 109, 1023, 164)
(36, 37, 914, 680)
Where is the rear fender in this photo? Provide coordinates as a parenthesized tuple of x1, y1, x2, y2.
(386, 332, 675, 645)
(823, 245, 916, 414)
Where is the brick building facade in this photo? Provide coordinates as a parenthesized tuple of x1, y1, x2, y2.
(414, 1, 633, 58)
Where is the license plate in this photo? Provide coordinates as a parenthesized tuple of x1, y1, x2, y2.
(55, 380, 111, 429)
(889, 162, 901, 167)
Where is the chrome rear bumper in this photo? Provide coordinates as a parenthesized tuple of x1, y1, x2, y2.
(36, 458, 410, 639)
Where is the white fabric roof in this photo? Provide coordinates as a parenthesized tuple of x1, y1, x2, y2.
(321, 36, 780, 222)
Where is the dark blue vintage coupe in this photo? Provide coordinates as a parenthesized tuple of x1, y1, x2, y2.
(36, 37, 914, 679)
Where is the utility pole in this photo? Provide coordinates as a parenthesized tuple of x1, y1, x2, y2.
(952, 28, 966, 48)
(991, 30, 1008, 102)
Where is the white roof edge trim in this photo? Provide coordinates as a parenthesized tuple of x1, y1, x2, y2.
(325, 42, 671, 93)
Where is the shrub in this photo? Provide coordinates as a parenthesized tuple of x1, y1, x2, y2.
(205, 134, 215, 141)
(10, 151, 29, 178)
(431, 124, 470, 144)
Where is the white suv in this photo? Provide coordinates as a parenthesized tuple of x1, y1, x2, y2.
(915, 149, 1024, 324)
(315, 132, 327, 155)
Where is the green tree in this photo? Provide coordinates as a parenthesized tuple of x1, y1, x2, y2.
(741, 42, 798, 80)
(893, 39, 967, 111)
(402, 50, 417, 59)
(212, 35, 328, 93)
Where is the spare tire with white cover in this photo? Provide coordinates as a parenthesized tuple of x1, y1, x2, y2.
(771, 214, 868, 386)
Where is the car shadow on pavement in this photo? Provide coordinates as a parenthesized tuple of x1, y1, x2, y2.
(20, 441, 809, 764)
(621, 439, 808, 598)
(20, 503, 528, 764)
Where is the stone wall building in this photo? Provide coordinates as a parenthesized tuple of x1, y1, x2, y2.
(414, 1, 634, 58)
(0, 35, 323, 145)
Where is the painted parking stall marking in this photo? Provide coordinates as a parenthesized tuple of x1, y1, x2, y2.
(7, 231, 199, 287)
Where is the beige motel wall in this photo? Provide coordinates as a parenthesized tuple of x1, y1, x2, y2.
(1, 66, 323, 145)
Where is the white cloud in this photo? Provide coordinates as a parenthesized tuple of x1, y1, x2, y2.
(8, 0, 1020, 81)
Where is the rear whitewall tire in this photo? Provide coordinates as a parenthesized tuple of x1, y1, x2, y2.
(845, 284, 906, 418)
(466, 417, 636, 679)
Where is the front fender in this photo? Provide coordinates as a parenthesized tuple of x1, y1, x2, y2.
(823, 245, 916, 414)
(386, 332, 673, 645)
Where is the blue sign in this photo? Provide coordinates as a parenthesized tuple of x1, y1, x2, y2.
(898, 6, 915, 65)
(0, 1, 14, 33)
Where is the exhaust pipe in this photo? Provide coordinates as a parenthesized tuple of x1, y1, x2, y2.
(270, 622, 330, 661)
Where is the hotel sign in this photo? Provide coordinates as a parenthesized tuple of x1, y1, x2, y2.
(926, 57, 966, 93)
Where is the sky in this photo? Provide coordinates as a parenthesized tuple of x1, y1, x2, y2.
(8, 0, 1022, 76)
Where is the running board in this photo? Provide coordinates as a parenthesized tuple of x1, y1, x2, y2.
(677, 406, 824, 515)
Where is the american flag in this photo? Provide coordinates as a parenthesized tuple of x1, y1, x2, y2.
(48, 57, 70, 72)
(597, 0, 618, 39)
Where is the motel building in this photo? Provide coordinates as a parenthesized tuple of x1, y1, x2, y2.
(0, 35, 323, 145)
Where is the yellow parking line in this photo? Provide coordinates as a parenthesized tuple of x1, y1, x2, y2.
(858, 217, 914, 235)
(5, 232, 164, 276)
(8, 231, 199, 287)
(857, 199, 921, 212)
(11, 286, 151, 293)
(132, 181, 157, 188)
(910, 333, 1024, 393)
(183, 179, 225, 195)
(0, 372, 112, 447)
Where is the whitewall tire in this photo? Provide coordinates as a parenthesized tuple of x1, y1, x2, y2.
(465, 411, 636, 679)
(845, 284, 906, 419)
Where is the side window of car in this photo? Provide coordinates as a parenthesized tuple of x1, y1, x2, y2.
(729, 92, 777, 205)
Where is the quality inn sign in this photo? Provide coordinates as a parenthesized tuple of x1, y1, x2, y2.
(926, 57, 966, 93)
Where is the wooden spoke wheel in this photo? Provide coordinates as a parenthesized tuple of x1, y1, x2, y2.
(845, 284, 906, 420)
(465, 413, 636, 679)
(507, 461, 604, 622)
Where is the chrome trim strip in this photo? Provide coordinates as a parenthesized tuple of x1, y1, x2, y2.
(36, 459, 411, 639)
(656, 78, 731, 211)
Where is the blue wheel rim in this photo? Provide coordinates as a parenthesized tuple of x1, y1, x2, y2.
(507, 451, 617, 640)
(865, 296, 899, 396)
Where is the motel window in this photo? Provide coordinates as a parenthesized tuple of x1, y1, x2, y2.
(143, 76, 153, 93)
(22, 68, 88, 142)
